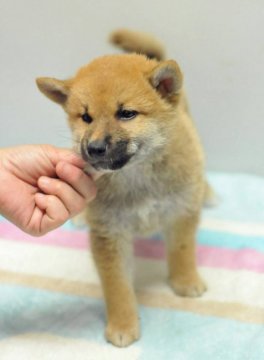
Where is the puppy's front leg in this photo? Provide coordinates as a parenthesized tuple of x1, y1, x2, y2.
(165, 213, 207, 297)
(90, 232, 139, 347)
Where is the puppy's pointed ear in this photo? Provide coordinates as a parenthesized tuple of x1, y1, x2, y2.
(36, 77, 70, 105)
(150, 60, 183, 99)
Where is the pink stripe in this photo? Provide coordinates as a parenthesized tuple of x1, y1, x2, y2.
(1, 221, 264, 273)
(0, 222, 88, 249)
(197, 246, 264, 273)
(134, 239, 264, 273)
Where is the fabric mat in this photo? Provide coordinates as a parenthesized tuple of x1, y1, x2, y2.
(0, 172, 263, 360)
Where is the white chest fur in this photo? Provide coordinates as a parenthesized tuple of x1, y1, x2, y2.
(93, 163, 193, 237)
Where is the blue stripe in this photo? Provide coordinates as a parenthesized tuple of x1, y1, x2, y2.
(146, 229, 264, 252)
(198, 229, 264, 252)
(0, 285, 263, 360)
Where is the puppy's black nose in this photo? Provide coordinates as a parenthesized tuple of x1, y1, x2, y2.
(87, 139, 107, 158)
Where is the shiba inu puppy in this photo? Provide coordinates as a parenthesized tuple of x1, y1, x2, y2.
(36, 29, 209, 347)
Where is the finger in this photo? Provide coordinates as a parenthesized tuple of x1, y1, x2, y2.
(35, 193, 69, 233)
(56, 149, 103, 180)
(52, 146, 87, 168)
(38, 176, 89, 216)
(44, 145, 102, 179)
(56, 149, 85, 168)
(41, 145, 85, 169)
(55, 161, 97, 200)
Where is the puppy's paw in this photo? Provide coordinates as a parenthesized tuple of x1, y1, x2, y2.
(105, 319, 140, 347)
(169, 274, 207, 298)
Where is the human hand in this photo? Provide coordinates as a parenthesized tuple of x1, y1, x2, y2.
(0, 145, 97, 236)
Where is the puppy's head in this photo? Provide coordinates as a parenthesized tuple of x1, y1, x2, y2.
(36, 54, 183, 172)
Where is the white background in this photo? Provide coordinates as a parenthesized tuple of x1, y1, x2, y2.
(0, 0, 263, 175)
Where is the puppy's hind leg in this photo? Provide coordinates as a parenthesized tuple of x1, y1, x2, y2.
(164, 213, 207, 297)
(90, 231, 139, 347)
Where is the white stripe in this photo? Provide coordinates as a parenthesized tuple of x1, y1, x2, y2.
(0, 238, 100, 284)
(201, 218, 264, 236)
(0, 334, 141, 360)
(1, 239, 264, 309)
(135, 258, 264, 309)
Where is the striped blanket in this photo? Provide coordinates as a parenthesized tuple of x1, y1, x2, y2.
(0, 172, 263, 359)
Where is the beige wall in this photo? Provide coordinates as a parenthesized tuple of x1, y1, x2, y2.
(0, 0, 263, 175)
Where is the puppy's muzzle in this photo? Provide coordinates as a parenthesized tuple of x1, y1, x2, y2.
(81, 137, 132, 171)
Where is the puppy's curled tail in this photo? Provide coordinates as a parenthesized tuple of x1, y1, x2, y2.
(109, 28, 165, 61)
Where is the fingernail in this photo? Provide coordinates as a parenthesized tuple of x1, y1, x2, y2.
(39, 177, 50, 187)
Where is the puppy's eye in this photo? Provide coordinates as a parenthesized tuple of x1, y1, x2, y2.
(117, 109, 138, 121)
(81, 112, 93, 124)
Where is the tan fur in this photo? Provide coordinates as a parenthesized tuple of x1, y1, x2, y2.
(36, 29, 208, 347)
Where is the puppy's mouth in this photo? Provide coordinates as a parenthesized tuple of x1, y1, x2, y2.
(90, 154, 132, 171)
(80, 139, 135, 172)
